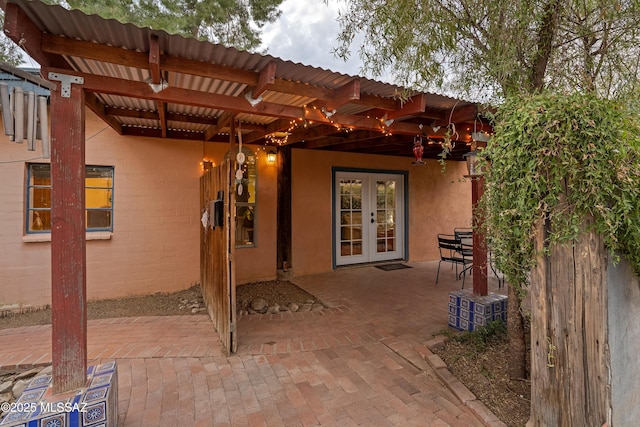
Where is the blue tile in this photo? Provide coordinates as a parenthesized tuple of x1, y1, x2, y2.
(26, 376, 52, 391)
(82, 402, 106, 425)
(40, 414, 65, 427)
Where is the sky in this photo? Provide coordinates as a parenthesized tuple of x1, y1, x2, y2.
(258, 0, 383, 80)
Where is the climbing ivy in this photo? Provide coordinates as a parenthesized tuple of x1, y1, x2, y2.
(482, 92, 640, 292)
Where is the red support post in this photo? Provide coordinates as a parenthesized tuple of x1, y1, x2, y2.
(50, 81, 87, 393)
(471, 175, 488, 296)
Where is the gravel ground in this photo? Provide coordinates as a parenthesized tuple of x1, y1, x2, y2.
(0, 285, 204, 330)
(235, 280, 321, 312)
(432, 330, 531, 426)
(0, 281, 317, 330)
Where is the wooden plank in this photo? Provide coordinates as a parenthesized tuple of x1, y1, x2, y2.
(387, 94, 426, 120)
(199, 134, 236, 354)
(50, 82, 87, 394)
(148, 35, 162, 85)
(326, 80, 360, 111)
(42, 66, 303, 121)
(253, 62, 276, 98)
(529, 213, 610, 425)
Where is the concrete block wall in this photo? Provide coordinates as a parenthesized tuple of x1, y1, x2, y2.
(0, 110, 204, 307)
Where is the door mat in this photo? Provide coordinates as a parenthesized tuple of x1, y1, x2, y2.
(375, 263, 412, 271)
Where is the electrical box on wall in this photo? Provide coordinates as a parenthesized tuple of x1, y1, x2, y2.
(211, 190, 224, 227)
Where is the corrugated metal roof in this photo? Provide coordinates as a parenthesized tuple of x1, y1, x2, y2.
(2, 0, 482, 158)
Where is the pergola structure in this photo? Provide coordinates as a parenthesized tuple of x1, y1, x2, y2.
(2, 0, 490, 393)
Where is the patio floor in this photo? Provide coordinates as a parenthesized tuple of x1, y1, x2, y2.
(0, 260, 505, 426)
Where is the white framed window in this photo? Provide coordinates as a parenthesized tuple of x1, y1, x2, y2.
(26, 163, 114, 233)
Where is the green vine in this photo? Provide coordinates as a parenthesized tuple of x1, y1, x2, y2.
(481, 92, 640, 293)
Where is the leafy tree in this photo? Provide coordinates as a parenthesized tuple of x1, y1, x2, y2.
(0, 14, 24, 66)
(46, 0, 284, 51)
(332, 1, 640, 419)
(333, 0, 640, 101)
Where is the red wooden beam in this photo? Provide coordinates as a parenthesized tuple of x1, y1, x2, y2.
(42, 66, 303, 120)
(253, 62, 276, 98)
(50, 81, 87, 393)
(471, 176, 488, 296)
(387, 94, 426, 120)
(3, 3, 69, 69)
(448, 104, 478, 124)
(149, 35, 162, 85)
(326, 80, 360, 111)
(39, 34, 407, 112)
(158, 101, 168, 137)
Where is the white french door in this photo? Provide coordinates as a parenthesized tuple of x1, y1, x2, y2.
(335, 171, 405, 266)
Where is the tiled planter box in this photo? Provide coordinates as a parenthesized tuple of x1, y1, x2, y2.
(0, 362, 117, 427)
(448, 289, 507, 331)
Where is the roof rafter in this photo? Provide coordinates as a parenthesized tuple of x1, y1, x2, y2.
(38, 34, 409, 114)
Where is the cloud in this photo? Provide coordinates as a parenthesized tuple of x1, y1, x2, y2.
(260, 0, 363, 76)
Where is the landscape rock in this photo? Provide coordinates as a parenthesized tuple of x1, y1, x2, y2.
(250, 298, 268, 312)
(267, 305, 280, 314)
(11, 379, 28, 399)
(288, 303, 299, 312)
(15, 368, 40, 380)
(298, 303, 312, 312)
(0, 391, 11, 404)
(0, 380, 12, 394)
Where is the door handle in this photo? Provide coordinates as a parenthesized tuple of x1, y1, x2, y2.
(371, 218, 375, 223)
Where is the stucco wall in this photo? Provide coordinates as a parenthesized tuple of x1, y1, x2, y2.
(1, 106, 472, 306)
(0, 110, 204, 307)
(290, 148, 472, 276)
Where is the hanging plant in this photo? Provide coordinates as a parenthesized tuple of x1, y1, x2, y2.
(438, 123, 458, 170)
(481, 92, 640, 292)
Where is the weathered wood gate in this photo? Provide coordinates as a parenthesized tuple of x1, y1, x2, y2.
(200, 160, 237, 354)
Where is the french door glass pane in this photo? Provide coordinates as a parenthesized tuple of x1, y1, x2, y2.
(375, 180, 396, 254)
(339, 179, 363, 256)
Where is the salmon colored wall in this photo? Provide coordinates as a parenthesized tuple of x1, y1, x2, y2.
(1, 105, 472, 307)
(290, 148, 472, 276)
(0, 109, 205, 308)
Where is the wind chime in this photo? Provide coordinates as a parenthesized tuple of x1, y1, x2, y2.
(235, 121, 247, 196)
(0, 82, 50, 158)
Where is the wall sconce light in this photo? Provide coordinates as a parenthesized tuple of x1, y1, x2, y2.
(202, 160, 213, 171)
(266, 150, 277, 163)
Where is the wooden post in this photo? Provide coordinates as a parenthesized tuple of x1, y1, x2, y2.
(471, 175, 488, 296)
(276, 146, 292, 273)
(528, 216, 610, 426)
(50, 80, 87, 393)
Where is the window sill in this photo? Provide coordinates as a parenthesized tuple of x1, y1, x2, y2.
(23, 232, 113, 243)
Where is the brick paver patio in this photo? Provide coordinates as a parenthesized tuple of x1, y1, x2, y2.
(0, 260, 505, 426)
